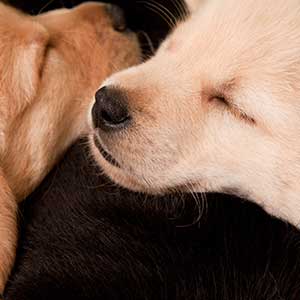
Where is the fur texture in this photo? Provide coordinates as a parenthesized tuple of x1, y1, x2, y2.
(5, 138, 300, 299)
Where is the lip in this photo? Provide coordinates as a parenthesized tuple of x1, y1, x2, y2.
(93, 134, 121, 168)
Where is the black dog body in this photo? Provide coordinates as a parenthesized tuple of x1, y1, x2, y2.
(5, 139, 300, 300)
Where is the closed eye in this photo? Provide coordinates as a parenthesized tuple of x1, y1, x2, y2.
(212, 95, 256, 125)
(213, 95, 230, 106)
(38, 42, 51, 78)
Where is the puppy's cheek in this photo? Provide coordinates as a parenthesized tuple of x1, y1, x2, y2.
(89, 135, 139, 190)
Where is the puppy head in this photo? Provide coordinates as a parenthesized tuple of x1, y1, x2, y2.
(90, 0, 300, 223)
(0, 2, 140, 199)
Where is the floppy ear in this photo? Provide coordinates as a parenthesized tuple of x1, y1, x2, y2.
(185, 0, 201, 14)
(0, 3, 49, 105)
(13, 25, 49, 103)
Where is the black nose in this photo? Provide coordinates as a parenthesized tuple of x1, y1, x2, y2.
(92, 87, 131, 132)
(106, 5, 127, 32)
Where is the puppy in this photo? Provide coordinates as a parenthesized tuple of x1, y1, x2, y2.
(90, 0, 300, 226)
(0, 2, 140, 294)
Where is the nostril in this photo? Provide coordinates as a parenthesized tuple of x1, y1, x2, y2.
(106, 5, 127, 32)
(100, 107, 130, 127)
(100, 110, 114, 125)
(92, 86, 131, 132)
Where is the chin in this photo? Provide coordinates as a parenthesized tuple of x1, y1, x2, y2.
(89, 134, 149, 192)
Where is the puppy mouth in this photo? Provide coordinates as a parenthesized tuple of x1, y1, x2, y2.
(93, 134, 121, 168)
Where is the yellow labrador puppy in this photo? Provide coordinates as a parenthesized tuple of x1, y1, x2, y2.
(0, 2, 140, 295)
(90, 0, 300, 227)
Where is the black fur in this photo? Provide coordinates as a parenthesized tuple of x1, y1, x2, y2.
(5, 138, 300, 300)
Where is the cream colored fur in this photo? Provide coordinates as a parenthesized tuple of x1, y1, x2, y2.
(91, 0, 300, 227)
(0, 2, 140, 293)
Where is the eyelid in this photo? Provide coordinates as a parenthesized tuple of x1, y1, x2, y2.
(234, 106, 256, 124)
(212, 95, 256, 125)
(38, 42, 51, 78)
(213, 95, 230, 106)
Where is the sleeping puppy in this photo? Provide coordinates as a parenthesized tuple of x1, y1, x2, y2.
(0, 2, 140, 295)
(5, 138, 300, 299)
(90, 0, 300, 226)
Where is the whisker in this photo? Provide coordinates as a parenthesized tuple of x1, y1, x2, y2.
(172, 0, 189, 21)
(138, 31, 155, 60)
(137, 0, 176, 29)
(144, 5, 174, 29)
(175, 180, 207, 228)
(38, 0, 56, 15)
(147, 0, 179, 27)
(148, 0, 178, 24)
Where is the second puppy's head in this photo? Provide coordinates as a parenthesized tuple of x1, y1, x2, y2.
(0, 2, 140, 199)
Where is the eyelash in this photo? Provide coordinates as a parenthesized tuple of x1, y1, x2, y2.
(213, 95, 230, 106)
(39, 43, 51, 78)
(212, 95, 256, 125)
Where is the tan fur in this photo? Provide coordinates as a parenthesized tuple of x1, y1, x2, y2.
(0, 2, 140, 292)
(185, 0, 201, 13)
(91, 0, 300, 227)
